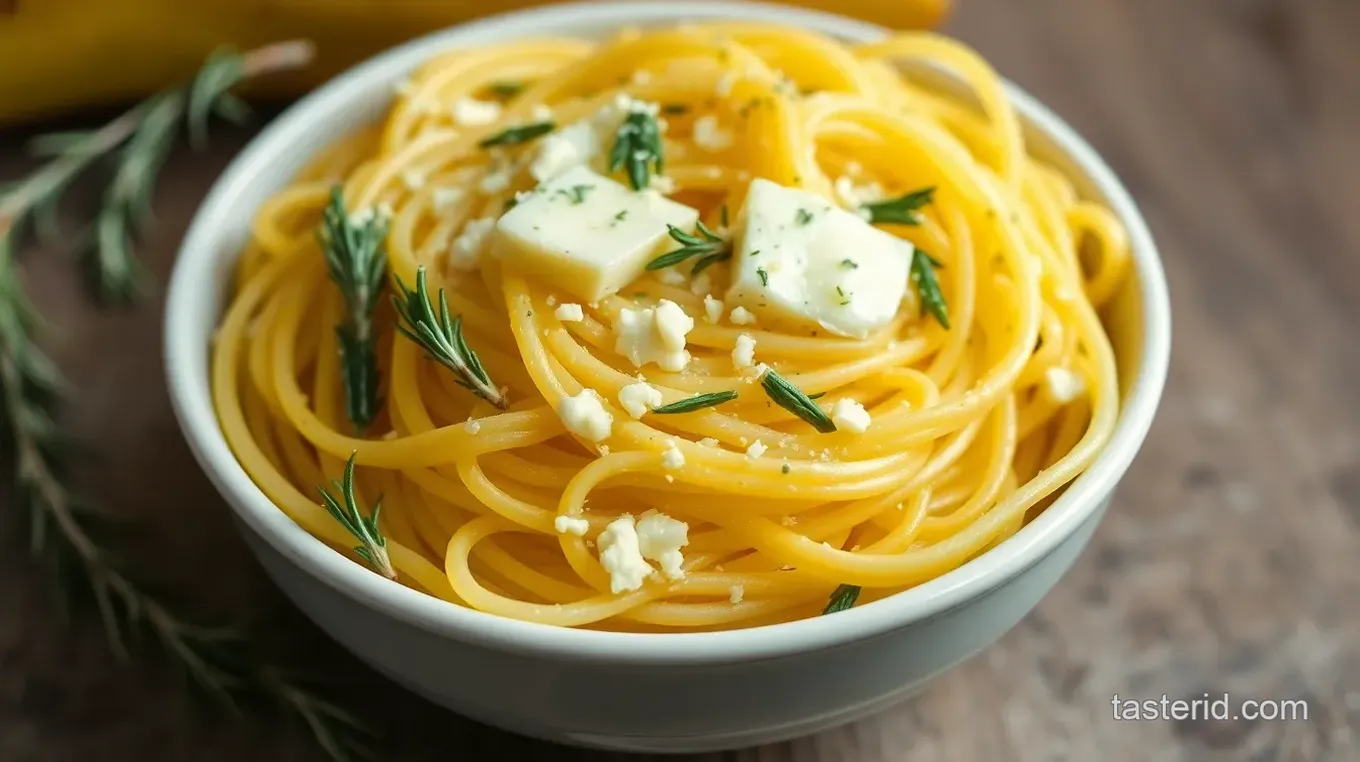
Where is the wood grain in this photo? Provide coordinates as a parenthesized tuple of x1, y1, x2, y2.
(1, 0, 1358, 760)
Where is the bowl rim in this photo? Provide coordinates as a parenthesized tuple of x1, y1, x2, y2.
(164, 0, 1171, 665)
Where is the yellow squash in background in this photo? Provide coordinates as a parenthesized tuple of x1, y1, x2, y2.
(0, 0, 951, 125)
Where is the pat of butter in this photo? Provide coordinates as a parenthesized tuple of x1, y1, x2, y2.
(727, 178, 912, 338)
(493, 165, 698, 303)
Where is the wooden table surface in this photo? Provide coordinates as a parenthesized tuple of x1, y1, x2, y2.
(2, 1, 1358, 760)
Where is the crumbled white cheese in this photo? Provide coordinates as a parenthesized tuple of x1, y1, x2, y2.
(448, 217, 497, 271)
(531, 104, 554, 121)
(451, 97, 502, 126)
(833, 175, 883, 208)
(494, 165, 699, 302)
(635, 510, 689, 580)
(617, 382, 662, 419)
(432, 187, 465, 211)
(732, 333, 757, 370)
(729, 306, 757, 325)
(614, 299, 694, 372)
(554, 303, 585, 322)
(661, 442, 685, 470)
(480, 164, 514, 194)
(598, 515, 654, 593)
(655, 267, 688, 286)
(729, 584, 744, 604)
(530, 121, 598, 182)
(546, 294, 558, 306)
(704, 295, 725, 324)
(728, 178, 912, 338)
(698, 437, 719, 448)
(464, 418, 482, 434)
(558, 389, 613, 442)
(830, 398, 872, 433)
(1044, 367, 1086, 403)
(692, 115, 734, 152)
(400, 169, 427, 190)
(632, 70, 653, 85)
(746, 439, 767, 459)
(554, 515, 590, 536)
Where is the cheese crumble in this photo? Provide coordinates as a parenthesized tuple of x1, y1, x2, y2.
(618, 382, 663, 419)
(559, 389, 613, 442)
(614, 299, 694, 372)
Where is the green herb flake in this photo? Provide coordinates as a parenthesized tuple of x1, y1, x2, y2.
(795, 208, 814, 226)
(555, 184, 594, 204)
(756, 267, 769, 286)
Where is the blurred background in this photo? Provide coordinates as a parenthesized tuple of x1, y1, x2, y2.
(1, 1, 1357, 761)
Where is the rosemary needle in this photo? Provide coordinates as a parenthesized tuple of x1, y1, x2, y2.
(318, 187, 387, 433)
(318, 452, 396, 580)
(479, 121, 556, 148)
(760, 369, 836, 433)
(859, 186, 936, 226)
(823, 584, 861, 614)
(911, 249, 951, 330)
(392, 266, 507, 409)
(651, 390, 739, 414)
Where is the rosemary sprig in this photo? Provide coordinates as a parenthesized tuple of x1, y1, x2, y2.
(3, 42, 312, 302)
(860, 186, 935, 227)
(318, 187, 388, 433)
(479, 121, 556, 149)
(652, 390, 738, 415)
(823, 584, 861, 614)
(760, 369, 836, 433)
(609, 109, 664, 190)
(911, 249, 951, 329)
(0, 40, 376, 762)
(392, 267, 507, 409)
(647, 221, 730, 271)
(318, 452, 395, 580)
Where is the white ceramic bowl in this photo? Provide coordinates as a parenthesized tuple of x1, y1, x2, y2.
(165, 1, 1170, 753)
